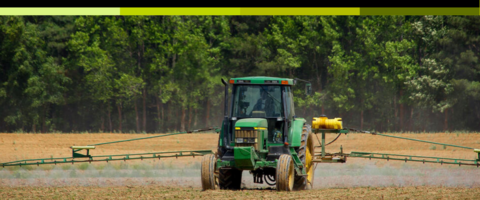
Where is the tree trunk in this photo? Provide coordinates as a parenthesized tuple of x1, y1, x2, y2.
(135, 98, 140, 133)
(167, 102, 172, 131)
(32, 124, 36, 133)
(142, 89, 147, 132)
(161, 101, 164, 129)
(476, 105, 480, 120)
(181, 108, 186, 131)
(172, 53, 176, 69)
(187, 106, 193, 130)
(360, 110, 364, 130)
(444, 108, 448, 132)
(101, 115, 105, 132)
(69, 105, 75, 132)
(178, 104, 182, 131)
(409, 107, 414, 132)
(51, 109, 55, 132)
(42, 104, 47, 133)
(380, 111, 384, 132)
(315, 54, 326, 115)
(417, 108, 422, 132)
(194, 108, 198, 127)
(476, 105, 480, 130)
(394, 94, 397, 131)
(156, 96, 161, 132)
(108, 110, 112, 133)
(318, 86, 324, 115)
(117, 104, 122, 133)
(422, 110, 427, 132)
(74, 107, 78, 132)
(399, 90, 404, 132)
(303, 107, 307, 119)
(206, 99, 210, 127)
(386, 111, 389, 132)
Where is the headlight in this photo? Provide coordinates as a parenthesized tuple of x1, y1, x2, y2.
(248, 138, 256, 143)
(236, 138, 244, 143)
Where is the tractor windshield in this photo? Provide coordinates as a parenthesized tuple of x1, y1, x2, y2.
(232, 85, 284, 118)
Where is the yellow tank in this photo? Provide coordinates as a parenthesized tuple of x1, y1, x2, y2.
(312, 116, 343, 129)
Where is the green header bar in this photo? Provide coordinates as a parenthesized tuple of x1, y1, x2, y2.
(360, 7, 479, 15)
(240, 8, 359, 15)
(0, 8, 120, 15)
(121, 8, 241, 15)
(120, 8, 360, 15)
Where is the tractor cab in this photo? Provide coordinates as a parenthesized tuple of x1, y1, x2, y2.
(231, 82, 294, 144)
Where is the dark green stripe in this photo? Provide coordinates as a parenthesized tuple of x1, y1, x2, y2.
(360, 7, 479, 15)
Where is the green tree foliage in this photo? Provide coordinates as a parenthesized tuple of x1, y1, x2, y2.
(0, 16, 479, 133)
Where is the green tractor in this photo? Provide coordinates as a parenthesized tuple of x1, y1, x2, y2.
(201, 76, 315, 191)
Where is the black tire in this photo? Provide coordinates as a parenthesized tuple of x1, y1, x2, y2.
(201, 154, 217, 190)
(293, 125, 315, 190)
(276, 154, 294, 191)
(218, 168, 242, 190)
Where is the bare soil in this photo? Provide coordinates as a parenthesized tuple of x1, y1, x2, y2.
(1, 132, 479, 199)
(2, 186, 480, 199)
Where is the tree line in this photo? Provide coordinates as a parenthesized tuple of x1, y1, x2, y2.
(0, 16, 479, 133)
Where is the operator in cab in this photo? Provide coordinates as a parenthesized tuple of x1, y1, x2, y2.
(253, 87, 275, 117)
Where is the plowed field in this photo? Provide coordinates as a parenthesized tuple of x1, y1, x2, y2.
(1, 132, 479, 199)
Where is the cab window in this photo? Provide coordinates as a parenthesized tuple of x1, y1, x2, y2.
(232, 85, 284, 118)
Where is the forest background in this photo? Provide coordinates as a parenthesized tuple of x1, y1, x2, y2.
(0, 16, 479, 133)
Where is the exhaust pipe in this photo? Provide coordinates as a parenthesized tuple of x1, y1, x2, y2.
(221, 78, 228, 117)
(221, 79, 231, 149)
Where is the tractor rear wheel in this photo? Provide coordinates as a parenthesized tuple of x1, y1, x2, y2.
(293, 125, 315, 190)
(201, 154, 217, 190)
(218, 168, 243, 190)
(276, 154, 294, 191)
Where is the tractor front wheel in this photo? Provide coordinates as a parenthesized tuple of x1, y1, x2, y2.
(201, 154, 217, 190)
(276, 154, 294, 191)
(293, 125, 315, 190)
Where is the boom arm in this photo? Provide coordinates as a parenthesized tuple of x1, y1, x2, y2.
(311, 126, 480, 167)
(1, 127, 218, 167)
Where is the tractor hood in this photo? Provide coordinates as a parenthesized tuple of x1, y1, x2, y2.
(235, 118, 268, 128)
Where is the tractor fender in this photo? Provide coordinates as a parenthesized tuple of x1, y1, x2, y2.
(288, 118, 306, 147)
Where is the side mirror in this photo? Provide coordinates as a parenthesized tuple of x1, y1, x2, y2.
(305, 83, 312, 95)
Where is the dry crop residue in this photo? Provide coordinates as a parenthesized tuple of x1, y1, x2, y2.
(1, 186, 480, 199)
(1, 132, 480, 199)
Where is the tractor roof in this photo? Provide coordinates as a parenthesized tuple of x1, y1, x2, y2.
(230, 76, 294, 85)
